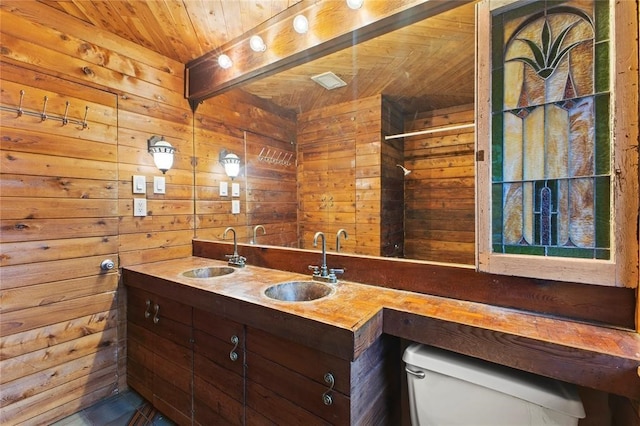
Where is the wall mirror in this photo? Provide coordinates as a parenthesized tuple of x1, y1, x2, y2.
(193, 1, 477, 267)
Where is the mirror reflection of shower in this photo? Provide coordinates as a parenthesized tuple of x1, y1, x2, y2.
(396, 164, 411, 176)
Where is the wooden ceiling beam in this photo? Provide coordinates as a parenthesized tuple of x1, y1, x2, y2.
(185, 0, 475, 110)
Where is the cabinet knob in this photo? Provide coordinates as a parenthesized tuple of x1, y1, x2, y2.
(229, 335, 239, 361)
(322, 372, 335, 406)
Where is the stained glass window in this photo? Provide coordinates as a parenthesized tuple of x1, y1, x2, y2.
(491, 0, 610, 259)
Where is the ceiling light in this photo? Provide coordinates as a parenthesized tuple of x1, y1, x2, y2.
(218, 54, 232, 69)
(147, 135, 175, 174)
(346, 0, 364, 9)
(249, 35, 266, 52)
(311, 72, 347, 90)
(293, 15, 309, 34)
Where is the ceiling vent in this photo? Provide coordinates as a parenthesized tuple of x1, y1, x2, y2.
(311, 72, 347, 90)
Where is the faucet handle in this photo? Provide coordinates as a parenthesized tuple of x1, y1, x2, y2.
(329, 268, 344, 276)
(308, 265, 320, 275)
(226, 254, 246, 267)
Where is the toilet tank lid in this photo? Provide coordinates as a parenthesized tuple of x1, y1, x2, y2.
(403, 344, 585, 419)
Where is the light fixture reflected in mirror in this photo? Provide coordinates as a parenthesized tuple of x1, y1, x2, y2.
(148, 135, 175, 174)
(218, 54, 233, 69)
(346, 0, 364, 9)
(293, 15, 309, 34)
(219, 149, 241, 179)
(249, 35, 267, 52)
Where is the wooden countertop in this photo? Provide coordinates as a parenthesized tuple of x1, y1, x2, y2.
(124, 256, 640, 400)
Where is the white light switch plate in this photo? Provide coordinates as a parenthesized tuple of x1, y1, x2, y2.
(232, 182, 240, 197)
(133, 175, 146, 194)
(153, 176, 166, 194)
(133, 198, 147, 216)
(219, 181, 228, 196)
(232, 200, 240, 214)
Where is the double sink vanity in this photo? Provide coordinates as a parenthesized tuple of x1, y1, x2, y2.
(123, 240, 640, 425)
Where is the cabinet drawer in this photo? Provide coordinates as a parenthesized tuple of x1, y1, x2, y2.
(246, 327, 350, 395)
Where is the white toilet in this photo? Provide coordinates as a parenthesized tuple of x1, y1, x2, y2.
(403, 344, 585, 425)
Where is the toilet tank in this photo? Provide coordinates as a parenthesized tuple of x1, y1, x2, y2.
(403, 344, 585, 426)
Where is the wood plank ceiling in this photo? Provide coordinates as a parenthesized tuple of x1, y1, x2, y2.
(39, 0, 476, 115)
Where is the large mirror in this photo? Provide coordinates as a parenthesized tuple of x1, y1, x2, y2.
(193, 2, 476, 266)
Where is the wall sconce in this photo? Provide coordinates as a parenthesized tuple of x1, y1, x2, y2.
(147, 135, 175, 174)
(219, 149, 241, 179)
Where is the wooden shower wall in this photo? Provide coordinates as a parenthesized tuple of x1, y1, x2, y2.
(297, 94, 404, 256)
(403, 104, 476, 265)
(0, 3, 192, 423)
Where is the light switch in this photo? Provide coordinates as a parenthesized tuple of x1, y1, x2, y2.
(133, 175, 146, 194)
(232, 200, 240, 214)
(153, 176, 166, 194)
(219, 181, 228, 196)
(231, 182, 240, 197)
(133, 198, 147, 216)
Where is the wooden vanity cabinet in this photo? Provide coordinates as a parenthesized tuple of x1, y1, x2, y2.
(245, 327, 400, 426)
(192, 308, 245, 425)
(126, 287, 193, 426)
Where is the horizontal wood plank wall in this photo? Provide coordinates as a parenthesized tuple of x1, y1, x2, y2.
(298, 95, 389, 256)
(0, 2, 192, 423)
(0, 68, 119, 424)
(403, 104, 476, 265)
(194, 90, 297, 248)
(381, 97, 405, 257)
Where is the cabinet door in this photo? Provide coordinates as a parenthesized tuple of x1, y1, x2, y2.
(127, 287, 193, 425)
(245, 327, 351, 425)
(193, 308, 245, 425)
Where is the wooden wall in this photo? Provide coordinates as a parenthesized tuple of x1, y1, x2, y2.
(0, 2, 192, 423)
(194, 90, 298, 248)
(403, 104, 476, 265)
(298, 94, 400, 256)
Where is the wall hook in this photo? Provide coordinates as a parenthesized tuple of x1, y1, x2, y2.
(41, 96, 48, 121)
(62, 101, 70, 125)
(17, 90, 25, 117)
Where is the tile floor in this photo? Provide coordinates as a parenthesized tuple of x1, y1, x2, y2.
(52, 390, 175, 426)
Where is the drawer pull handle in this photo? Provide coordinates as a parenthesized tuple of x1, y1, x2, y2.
(152, 304, 160, 324)
(229, 335, 239, 361)
(405, 367, 425, 379)
(144, 300, 151, 319)
(322, 372, 335, 406)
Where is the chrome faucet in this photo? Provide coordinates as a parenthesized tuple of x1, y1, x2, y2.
(251, 224, 266, 244)
(336, 228, 348, 253)
(309, 231, 344, 283)
(223, 227, 246, 267)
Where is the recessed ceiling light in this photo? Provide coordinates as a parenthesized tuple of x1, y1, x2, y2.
(218, 54, 232, 69)
(311, 72, 347, 90)
(249, 35, 266, 52)
(293, 15, 309, 34)
(346, 0, 364, 9)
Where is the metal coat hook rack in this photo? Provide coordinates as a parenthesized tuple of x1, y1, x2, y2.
(0, 90, 90, 129)
(258, 147, 295, 166)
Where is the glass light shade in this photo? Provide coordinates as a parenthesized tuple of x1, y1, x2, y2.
(249, 35, 266, 52)
(346, 0, 364, 9)
(218, 54, 233, 69)
(222, 152, 241, 178)
(293, 15, 308, 34)
(149, 140, 175, 174)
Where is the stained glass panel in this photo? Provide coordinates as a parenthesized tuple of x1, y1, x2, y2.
(491, 0, 610, 259)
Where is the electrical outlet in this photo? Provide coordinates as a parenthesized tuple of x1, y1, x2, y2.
(133, 198, 147, 216)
